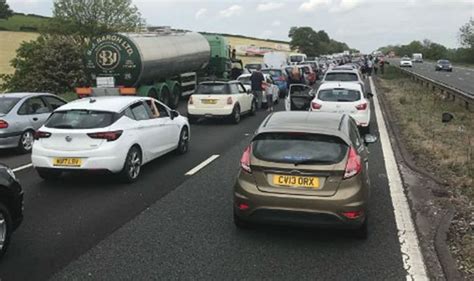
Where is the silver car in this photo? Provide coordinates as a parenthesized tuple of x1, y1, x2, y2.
(0, 93, 67, 153)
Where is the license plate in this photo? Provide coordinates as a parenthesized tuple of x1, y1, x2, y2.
(201, 99, 217, 104)
(272, 175, 320, 189)
(53, 158, 82, 167)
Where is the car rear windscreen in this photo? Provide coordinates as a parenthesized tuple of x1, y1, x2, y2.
(324, 73, 358, 82)
(318, 89, 361, 102)
(45, 110, 119, 129)
(196, 84, 230, 95)
(0, 97, 21, 114)
(252, 133, 348, 165)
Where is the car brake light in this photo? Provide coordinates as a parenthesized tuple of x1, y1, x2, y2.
(356, 103, 368, 110)
(0, 120, 8, 129)
(342, 210, 363, 219)
(87, 130, 123, 142)
(189, 96, 193, 105)
(311, 102, 322, 110)
(238, 202, 250, 211)
(34, 131, 51, 140)
(240, 145, 252, 173)
(344, 147, 362, 179)
(227, 97, 233, 105)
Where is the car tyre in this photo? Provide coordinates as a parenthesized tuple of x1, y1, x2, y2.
(176, 127, 189, 155)
(37, 169, 62, 181)
(17, 130, 34, 154)
(230, 105, 241, 124)
(119, 146, 142, 183)
(188, 115, 197, 124)
(0, 203, 12, 259)
(354, 217, 369, 240)
(234, 212, 251, 229)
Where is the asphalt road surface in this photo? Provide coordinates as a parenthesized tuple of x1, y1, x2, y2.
(0, 94, 408, 280)
(394, 59, 474, 95)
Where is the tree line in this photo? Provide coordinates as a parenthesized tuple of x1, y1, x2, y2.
(378, 18, 474, 64)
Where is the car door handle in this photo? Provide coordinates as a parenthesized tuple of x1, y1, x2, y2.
(33, 117, 38, 121)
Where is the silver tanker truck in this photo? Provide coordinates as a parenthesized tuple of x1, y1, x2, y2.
(76, 30, 243, 109)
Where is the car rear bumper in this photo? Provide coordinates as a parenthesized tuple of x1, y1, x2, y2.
(234, 174, 367, 228)
(187, 105, 234, 117)
(31, 144, 128, 173)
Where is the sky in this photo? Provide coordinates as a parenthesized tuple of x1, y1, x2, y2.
(6, 0, 474, 53)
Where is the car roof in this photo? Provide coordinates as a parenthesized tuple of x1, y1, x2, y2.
(57, 96, 152, 112)
(318, 82, 362, 91)
(256, 112, 350, 143)
(0, 92, 53, 99)
(326, 69, 359, 74)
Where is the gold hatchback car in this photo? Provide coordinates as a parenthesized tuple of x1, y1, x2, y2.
(233, 111, 377, 238)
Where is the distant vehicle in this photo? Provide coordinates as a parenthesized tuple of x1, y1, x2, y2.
(244, 63, 268, 73)
(310, 82, 372, 133)
(0, 93, 67, 153)
(0, 164, 23, 259)
(261, 68, 288, 97)
(263, 52, 288, 69)
(237, 74, 279, 106)
(288, 53, 307, 65)
(299, 65, 317, 85)
(188, 81, 255, 124)
(321, 69, 366, 94)
(76, 31, 243, 109)
(412, 53, 423, 63)
(233, 111, 377, 239)
(32, 96, 190, 183)
(435, 60, 453, 72)
(285, 84, 314, 111)
(400, 57, 413, 67)
(298, 60, 321, 76)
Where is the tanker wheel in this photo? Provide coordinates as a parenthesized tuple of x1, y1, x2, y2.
(160, 87, 171, 107)
(169, 86, 180, 109)
(147, 88, 159, 100)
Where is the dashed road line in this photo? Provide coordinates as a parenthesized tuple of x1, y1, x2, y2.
(370, 77, 428, 281)
(185, 155, 220, 176)
(12, 163, 33, 172)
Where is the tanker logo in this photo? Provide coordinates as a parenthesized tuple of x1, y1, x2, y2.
(96, 45, 120, 70)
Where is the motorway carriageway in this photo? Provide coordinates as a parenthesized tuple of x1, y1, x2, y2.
(0, 79, 427, 281)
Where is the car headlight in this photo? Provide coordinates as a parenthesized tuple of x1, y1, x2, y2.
(3, 167, 17, 181)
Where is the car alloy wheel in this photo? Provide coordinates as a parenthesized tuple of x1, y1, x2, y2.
(128, 149, 141, 180)
(177, 128, 189, 154)
(232, 106, 241, 124)
(0, 212, 6, 251)
(19, 130, 34, 153)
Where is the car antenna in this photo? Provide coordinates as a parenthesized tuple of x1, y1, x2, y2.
(89, 98, 96, 103)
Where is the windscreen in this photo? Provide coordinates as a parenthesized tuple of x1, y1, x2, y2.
(318, 89, 361, 102)
(324, 72, 358, 82)
(0, 97, 20, 114)
(438, 60, 450, 64)
(196, 84, 230, 95)
(290, 56, 304, 63)
(45, 110, 118, 129)
(252, 133, 348, 165)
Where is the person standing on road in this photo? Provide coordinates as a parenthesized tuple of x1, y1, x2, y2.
(367, 56, 374, 76)
(250, 65, 265, 110)
(373, 57, 379, 75)
(380, 58, 385, 75)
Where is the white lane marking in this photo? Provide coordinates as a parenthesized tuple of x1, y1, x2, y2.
(370, 77, 428, 280)
(12, 163, 33, 172)
(458, 77, 464, 81)
(185, 155, 220, 176)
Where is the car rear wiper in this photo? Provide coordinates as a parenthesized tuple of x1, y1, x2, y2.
(292, 159, 334, 165)
(52, 124, 74, 129)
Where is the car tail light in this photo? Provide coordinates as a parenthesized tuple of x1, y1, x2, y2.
(227, 97, 233, 105)
(188, 96, 193, 105)
(240, 145, 252, 173)
(238, 202, 250, 211)
(0, 120, 8, 129)
(34, 131, 51, 140)
(355, 103, 368, 110)
(87, 130, 123, 142)
(342, 210, 363, 219)
(344, 147, 362, 179)
(311, 102, 322, 110)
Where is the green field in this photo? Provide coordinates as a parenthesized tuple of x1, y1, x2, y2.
(0, 13, 49, 31)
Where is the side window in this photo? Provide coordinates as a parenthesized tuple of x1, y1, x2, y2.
(349, 120, 362, 148)
(230, 84, 240, 95)
(43, 96, 66, 110)
(131, 103, 151, 121)
(154, 101, 169, 118)
(124, 107, 135, 120)
(238, 83, 247, 93)
(18, 97, 50, 115)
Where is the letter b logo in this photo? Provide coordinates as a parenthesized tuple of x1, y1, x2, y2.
(97, 46, 120, 70)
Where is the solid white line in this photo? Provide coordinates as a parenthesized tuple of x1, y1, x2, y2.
(369, 77, 428, 280)
(185, 155, 220, 176)
(12, 163, 33, 172)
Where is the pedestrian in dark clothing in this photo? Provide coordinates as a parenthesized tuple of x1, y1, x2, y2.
(250, 65, 265, 109)
(380, 59, 385, 74)
(287, 67, 305, 88)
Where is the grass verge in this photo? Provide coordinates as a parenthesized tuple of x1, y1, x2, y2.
(379, 65, 473, 277)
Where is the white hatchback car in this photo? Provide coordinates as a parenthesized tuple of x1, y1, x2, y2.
(321, 69, 367, 94)
(237, 74, 279, 106)
(310, 82, 371, 133)
(400, 57, 413, 67)
(32, 96, 190, 183)
(187, 81, 256, 124)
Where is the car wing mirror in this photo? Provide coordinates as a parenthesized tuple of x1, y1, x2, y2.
(170, 110, 179, 120)
(367, 92, 374, 98)
(364, 134, 378, 145)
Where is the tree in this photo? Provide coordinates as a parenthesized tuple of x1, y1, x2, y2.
(48, 0, 145, 43)
(1, 35, 87, 93)
(289, 27, 321, 56)
(459, 18, 474, 49)
(0, 0, 13, 20)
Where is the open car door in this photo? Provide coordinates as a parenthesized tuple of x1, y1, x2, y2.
(285, 84, 314, 111)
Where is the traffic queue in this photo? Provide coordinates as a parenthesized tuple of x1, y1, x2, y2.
(0, 47, 380, 259)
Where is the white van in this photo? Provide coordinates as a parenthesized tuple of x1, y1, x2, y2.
(288, 53, 307, 65)
(412, 53, 423, 63)
(264, 52, 288, 68)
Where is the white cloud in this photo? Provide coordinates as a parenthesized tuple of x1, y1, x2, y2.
(330, 0, 364, 13)
(299, 0, 330, 12)
(219, 5, 242, 18)
(260, 30, 274, 38)
(195, 8, 207, 19)
(257, 2, 285, 12)
(272, 20, 281, 26)
(299, 0, 364, 13)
